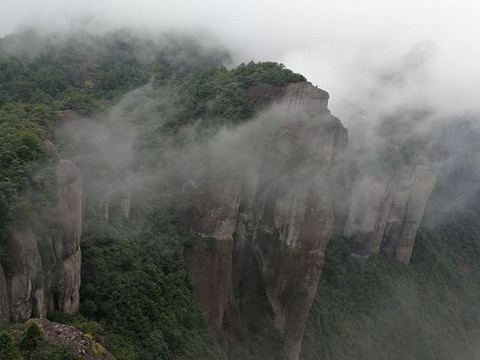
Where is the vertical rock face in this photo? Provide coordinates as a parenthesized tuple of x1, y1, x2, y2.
(184, 82, 347, 360)
(184, 180, 242, 241)
(243, 83, 347, 360)
(0, 264, 9, 321)
(2, 159, 83, 321)
(50, 159, 83, 313)
(343, 112, 444, 263)
(7, 227, 46, 321)
(184, 180, 241, 345)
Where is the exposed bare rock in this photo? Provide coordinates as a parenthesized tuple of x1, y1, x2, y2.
(184, 180, 241, 346)
(184, 81, 347, 360)
(240, 82, 347, 360)
(189, 238, 237, 346)
(0, 264, 10, 321)
(381, 165, 439, 263)
(245, 82, 330, 117)
(34, 318, 115, 360)
(7, 227, 46, 321)
(184, 180, 242, 240)
(50, 159, 83, 313)
(1, 159, 83, 322)
(343, 111, 444, 264)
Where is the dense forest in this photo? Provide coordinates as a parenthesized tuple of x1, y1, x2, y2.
(1, 28, 480, 360)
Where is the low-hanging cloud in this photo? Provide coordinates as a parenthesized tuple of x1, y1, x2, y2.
(2, 0, 480, 120)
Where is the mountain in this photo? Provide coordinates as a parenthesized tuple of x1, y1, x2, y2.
(0, 28, 479, 360)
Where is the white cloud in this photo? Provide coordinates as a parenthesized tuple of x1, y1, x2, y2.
(1, 0, 479, 119)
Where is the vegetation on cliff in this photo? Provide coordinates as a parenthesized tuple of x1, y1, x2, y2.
(0, 322, 79, 360)
(3, 26, 480, 360)
(0, 29, 306, 359)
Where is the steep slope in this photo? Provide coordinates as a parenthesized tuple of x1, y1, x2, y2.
(0, 264, 9, 321)
(185, 81, 347, 359)
(4, 28, 469, 360)
(49, 159, 83, 314)
(2, 159, 83, 321)
(343, 110, 444, 263)
(302, 117, 480, 360)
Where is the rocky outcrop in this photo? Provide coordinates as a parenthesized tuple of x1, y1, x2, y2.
(8, 226, 47, 321)
(0, 264, 9, 321)
(240, 83, 347, 360)
(2, 159, 83, 321)
(185, 180, 241, 345)
(343, 112, 444, 263)
(184, 82, 347, 360)
(49, 159, 83, 313)
(35, 318, 115, 360)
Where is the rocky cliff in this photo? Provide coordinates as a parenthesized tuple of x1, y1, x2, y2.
(49, 159, 83, 313)
(0, 159, 83, 321)
(343, 111, 444, 263)
(185, 82, 348, 359)
(0, 264, 9, 321)
(185, 179, 241, 346)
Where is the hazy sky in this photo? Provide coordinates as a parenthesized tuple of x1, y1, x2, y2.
(1, 0, 479, 118)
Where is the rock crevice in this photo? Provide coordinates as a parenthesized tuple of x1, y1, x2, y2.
(1, 159, 83, 321)
(184, 82, 348, 360)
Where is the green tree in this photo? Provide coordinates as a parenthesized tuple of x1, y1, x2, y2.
(19, 322, 43, 351)
(0, 331, 22, 360)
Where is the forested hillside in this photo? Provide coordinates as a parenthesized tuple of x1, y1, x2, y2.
(1, 28, 480, 360)
(0, 29, 307, 359)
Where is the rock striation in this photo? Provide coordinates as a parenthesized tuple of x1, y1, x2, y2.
(7, 226, 46, 321)
(1, 159, 83, 321)
(343, 111, 444, 263)
(49, 159, 83, 313)
(184, 82, 348, 359)
(0, 264, 9, 321)
(185, 179, 241, 345)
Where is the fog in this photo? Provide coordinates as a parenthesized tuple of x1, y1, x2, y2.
(1, 0, 480, 120)
(2, 2, 480, 359)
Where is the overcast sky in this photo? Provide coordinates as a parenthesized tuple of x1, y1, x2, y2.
(1, 0, 479, 119)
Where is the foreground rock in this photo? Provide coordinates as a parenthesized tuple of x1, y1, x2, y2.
(35, 318, 115, 360)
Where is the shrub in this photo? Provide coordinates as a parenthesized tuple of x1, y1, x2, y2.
(0, 331, 21, 360)
(19, 322, 43, 351)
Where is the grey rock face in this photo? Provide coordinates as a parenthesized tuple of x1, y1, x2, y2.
(343, 112, 444, 264)
(50, 159, 83, 313)
(184, 179, 241, 345)
(184, 180, 242, 241)
(243, 83, 347, 360)
(0, 264, 9, 321)
(2, 159, 83, 322)
(184, 82, 347, 360)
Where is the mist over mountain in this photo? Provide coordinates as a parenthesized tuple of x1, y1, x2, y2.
(0, 2, 480, 360)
